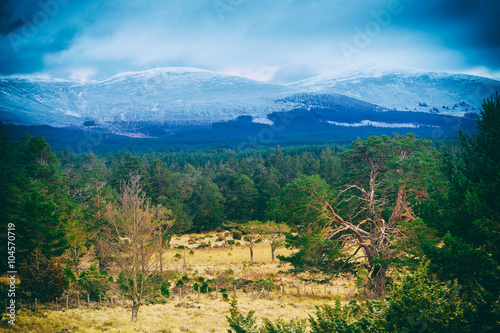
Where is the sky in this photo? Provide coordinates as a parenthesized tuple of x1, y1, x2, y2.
(1, 0, 499, 83)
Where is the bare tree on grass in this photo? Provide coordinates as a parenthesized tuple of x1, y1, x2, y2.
(105, 174, 171, 322)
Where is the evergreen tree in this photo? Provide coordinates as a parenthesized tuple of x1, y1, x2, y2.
(416, 94, 500, 332)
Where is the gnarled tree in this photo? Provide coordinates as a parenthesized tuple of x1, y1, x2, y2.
(323, 134, 438, 297)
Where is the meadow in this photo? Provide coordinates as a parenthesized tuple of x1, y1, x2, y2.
(8, 232, 356, 333)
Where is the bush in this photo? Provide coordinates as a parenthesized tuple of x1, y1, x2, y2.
(232, 230, 243, 240)
(226, 262, 471, 333)
(78, 265, 110, 301)
(227, 298, 258, 333)
(227, 239, 236, 245)
(309, 300, 382, 333)
(262, 318, 308, 333)
(19, 248, 65, 302)
(227, 298, 307, 332)
(160, 281, 171, 298)
(382, 264, 467, 332)
(193, 281, 212, 293)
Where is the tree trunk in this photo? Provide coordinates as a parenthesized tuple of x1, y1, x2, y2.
(271, 246, 275, 262)
(131, 300, 140, 322)
(250, 244, 254, 262)
(367, 266, 387, 298)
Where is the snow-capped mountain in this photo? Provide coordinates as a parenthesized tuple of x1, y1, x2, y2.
(289, 66, 500, 116)
(0, 67, 298, 128)
(0, 66, 497, 140)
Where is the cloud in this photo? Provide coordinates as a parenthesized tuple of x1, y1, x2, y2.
(0, 0, 499, 81)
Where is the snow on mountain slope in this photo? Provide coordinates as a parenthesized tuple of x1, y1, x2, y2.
(0, 68, 298, 127)
(1, 66, 497, 138)
(289, 66, 500, 116)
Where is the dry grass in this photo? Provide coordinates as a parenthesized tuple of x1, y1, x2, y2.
(6, 232, 357, 332)
(8, 293, 352, 333)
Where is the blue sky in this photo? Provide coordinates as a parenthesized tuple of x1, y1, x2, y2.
(1, 0, 499, 82)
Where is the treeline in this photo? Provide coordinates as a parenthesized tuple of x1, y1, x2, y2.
(0, 135, 344, 285)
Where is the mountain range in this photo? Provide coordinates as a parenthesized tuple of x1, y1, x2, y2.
(1, 66, 498, 145)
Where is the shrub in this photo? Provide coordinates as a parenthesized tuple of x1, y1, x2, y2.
(232, 230, 243, 240)
(193, 281, 212, 293)
(227, 239, 236, 245)
(382, 264, 467, 332)
(227, 298, 259, 333)
(160, 281, 171, 298)
(262, 318, 308, 333)
(19, 248, 65, 302)
(309, 300, 382, 333)
(78, 265, 110, 301)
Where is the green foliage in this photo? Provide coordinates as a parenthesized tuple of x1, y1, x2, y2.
(160, 281, 171, 298)
(226, 298, 259, 333)
(383, 263, 467, 333)
(232, 230, 243, 240)
(63, 263, 76, 283)
(309, 300, 382, 333)
(189, 176, 225, 232)
(19, 248, 65, 302)
(193, 281, 212, 293)
(261, 318, 307, 333)
(230, 263, 471, 333)
(278, 231, 353, 278)
(78, 265, 110, 301)
(416, 94, 500, 332)
(268, 174, 329, 227)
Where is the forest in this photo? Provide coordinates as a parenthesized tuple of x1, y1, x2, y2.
(0, 94, 499, 332)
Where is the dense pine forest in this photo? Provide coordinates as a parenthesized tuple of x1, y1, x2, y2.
(1, 94, 499, 332)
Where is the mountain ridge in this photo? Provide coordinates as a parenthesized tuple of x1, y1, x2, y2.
(1, 66, 498, 139)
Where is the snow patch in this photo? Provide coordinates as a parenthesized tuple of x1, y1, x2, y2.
(252, 117, 274, 126)
(326, 120, 433, 128)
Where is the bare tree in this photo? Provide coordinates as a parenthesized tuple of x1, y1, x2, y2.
(105, 174, 170, 322)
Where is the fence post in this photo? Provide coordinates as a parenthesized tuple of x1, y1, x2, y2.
(296, 284, 300, 296)
(77, 295, 80, 308)
(87, 294, 90, 308)
(35, 298, 37, 313)
(99, 294, 102, 306)
(66, 295, 69, 311)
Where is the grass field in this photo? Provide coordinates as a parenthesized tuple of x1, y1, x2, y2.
(4, 232, 357, 332)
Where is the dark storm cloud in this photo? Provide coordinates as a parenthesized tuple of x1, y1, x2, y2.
(395, 0, 500, 67)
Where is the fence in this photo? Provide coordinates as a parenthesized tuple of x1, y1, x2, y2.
(4, 283, 355, 315)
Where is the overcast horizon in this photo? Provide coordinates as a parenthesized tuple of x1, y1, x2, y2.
(1, 0, 500, 83)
